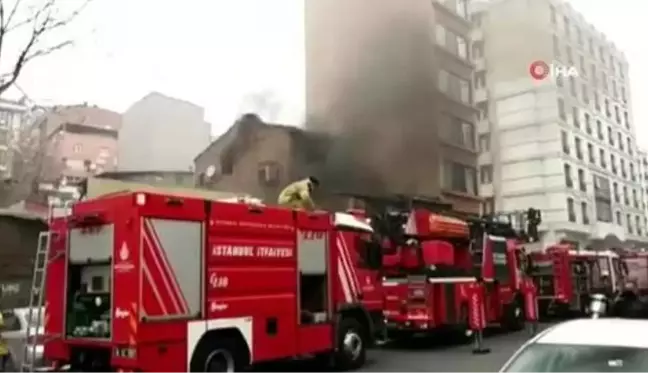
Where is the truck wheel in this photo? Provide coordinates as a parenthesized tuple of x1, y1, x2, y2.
(191, 337, 244, 372)
(333, 318, 366, 371)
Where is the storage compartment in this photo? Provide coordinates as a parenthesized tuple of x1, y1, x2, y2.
(65, 224, 114, 339)
(65, 264, 112, 339)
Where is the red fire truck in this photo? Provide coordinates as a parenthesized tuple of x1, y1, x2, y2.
(344, 195, 525, 341)
(530, 245, 624, 317)
(40, 190, 386, 371)
(619, 249, 648, 295)
(466, 209, 540, 330)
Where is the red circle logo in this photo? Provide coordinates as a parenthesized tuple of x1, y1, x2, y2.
(529, 60, 549, 80)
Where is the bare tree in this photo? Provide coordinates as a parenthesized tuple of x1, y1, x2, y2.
(0, 107, 57, 207)
(0, 0, 91, 96)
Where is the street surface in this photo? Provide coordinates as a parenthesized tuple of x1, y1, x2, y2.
(258, 323, 555, 372)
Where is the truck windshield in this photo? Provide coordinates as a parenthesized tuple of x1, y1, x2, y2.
(503, 343, 648, 372)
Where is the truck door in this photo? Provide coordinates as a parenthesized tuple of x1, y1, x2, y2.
(294, 211, 334, 355)
(349, 233, 383, 312)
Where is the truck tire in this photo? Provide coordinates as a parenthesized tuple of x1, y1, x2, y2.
(333, 317, 367, 371)
(190, 336, 244, 372)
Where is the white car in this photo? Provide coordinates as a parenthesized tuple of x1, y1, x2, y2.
(500, 318, 648, 372)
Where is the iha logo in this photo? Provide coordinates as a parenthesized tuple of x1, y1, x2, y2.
(529, 60, 579, 80)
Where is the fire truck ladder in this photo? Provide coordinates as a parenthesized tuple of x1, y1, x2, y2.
(20, 201, 71, 372)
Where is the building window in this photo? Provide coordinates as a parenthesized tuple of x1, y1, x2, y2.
(636, 216, 643, 236)
(435, 24, 446, 46)
(473, 40, 484, 58)
(616, 211, 622, 225)
(627, 213, 633, 234)
(443, 160, 477, 195)
(613, 182, 619, 203)
(599, 148, 607, 168)
(258, 161, 281, 186)
(623, 185, 629, 205)
(564, 163, 573, 188)
(73, 143, 83, 153)
(443, 115, 475, 150)
(479, 134, 490, 152)
(561, 131, 570, 154)
(567, 197, 576, 222)
(582, 84, 589, 103)
(558, 99, 566, 120)
(569, 77, 576, 96)
(455, 0, 468, 19)
(474, 71, 486, 89)
(572, 107, 579, 128)
(596, 120, 603, 140)
(605, 99, 611, 118)
(587, 143, 595, 164)
(627, 137, 633, 156)
(578, 168, 586, 191)
(608, 127, 614, 146)
(595, 199, 612, 223)
(584, 113, 592, 134)
(480, 165, 492, 184)
(574, 137, 583, 160)
(581, 202, 589, 225)
(620, 159, 627, 178)
(438, 69, 471, 104)
(633, 189, 639, 208)
(618, 132, 624, 151)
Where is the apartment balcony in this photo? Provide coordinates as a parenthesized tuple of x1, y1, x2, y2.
(471, 28, 483, 41)
(473, 57, 485, 71)
(474, 87, 488, 103)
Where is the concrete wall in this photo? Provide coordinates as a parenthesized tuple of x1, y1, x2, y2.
(119, 93, 211, 172)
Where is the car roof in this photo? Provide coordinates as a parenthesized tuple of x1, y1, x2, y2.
(536, 318, 648, 348)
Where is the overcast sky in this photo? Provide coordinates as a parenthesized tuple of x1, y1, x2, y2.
(9, 0, 648, 147)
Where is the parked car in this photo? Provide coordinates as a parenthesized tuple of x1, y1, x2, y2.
(500, 318, 648, 372)
(1, 307, 45, 370)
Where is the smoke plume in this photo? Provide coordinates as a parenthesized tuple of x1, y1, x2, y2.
(304, 7, 444, 204)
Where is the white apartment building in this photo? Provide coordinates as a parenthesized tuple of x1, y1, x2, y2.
(638, 149, 648, 229)
(0, 98, 28, 180)
(472, 0, 648, 249)
(118, 92, 211, 172)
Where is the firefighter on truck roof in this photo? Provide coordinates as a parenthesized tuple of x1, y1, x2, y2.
(277, 176, 320, 210)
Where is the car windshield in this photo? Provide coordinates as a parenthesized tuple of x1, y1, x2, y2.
(503, 343, 648, 372)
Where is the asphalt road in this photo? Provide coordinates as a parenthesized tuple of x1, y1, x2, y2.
(259, 323, 555, 372)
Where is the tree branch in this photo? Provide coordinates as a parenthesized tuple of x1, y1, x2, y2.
(0, 0, 91, 95)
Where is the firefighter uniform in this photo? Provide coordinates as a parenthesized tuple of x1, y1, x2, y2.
(277, 178, 317, 210)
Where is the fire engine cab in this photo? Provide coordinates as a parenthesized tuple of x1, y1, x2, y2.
(467, 209, 540, 330)
(42, 189, 384, 372)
